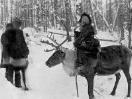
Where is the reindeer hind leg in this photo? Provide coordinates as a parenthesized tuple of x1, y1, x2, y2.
(111, 73, 121, 96)
(122, 68, 131, 97)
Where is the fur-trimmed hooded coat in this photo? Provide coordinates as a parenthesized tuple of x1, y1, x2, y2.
(74, 24, 100, 59)
(1, 29, 29, 61)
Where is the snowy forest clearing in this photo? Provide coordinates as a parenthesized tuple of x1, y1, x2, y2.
(0, 28, 131, 99)
(0, 0, 132, 98)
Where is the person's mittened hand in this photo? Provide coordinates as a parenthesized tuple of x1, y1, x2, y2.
(81, 41, 86, 47)
(74, 42, 78, 47)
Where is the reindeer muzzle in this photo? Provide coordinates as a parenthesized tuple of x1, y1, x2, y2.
(45, 61, 51, 67)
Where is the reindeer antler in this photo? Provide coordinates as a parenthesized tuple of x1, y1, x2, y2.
(41, 40, 57, 48)
(41, 38, 58, 52)
(54, 12, 71, 47)
(43, 11, 71, 52)
(44, 48, 56, 52)
(47, 35, 60, 46)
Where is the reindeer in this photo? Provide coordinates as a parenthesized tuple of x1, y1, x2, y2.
(42, 15, 132, 99)
(42, 33, 132, 99)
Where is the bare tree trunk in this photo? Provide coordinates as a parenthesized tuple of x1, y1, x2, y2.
(82, 0, 90, 14)
(54, 0, 58, 28)
(10, 0, 13, 21)
(92, 1, 110, 30)
(128, 0, 132, 48)
(65, 0, 71, 31)
(111, 2, 120, 32)
(88, 0, 97, 34)
(109, 0, 113, 25)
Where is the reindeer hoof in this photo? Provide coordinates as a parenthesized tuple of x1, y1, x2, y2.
(124, 97, 131, 99)
(24, 87, 29, 91)
(110, 92, 115, 96)
(89, 95, 95, 99)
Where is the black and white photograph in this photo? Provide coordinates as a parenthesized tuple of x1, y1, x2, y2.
(0, 0, 132, 99)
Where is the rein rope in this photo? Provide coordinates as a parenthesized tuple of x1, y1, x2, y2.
(75, 75, 79, 97)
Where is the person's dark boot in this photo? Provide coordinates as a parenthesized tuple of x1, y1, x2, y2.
(15, 70, 22, 88)
(5, 65, 13, 84)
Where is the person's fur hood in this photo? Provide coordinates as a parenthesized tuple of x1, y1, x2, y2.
(79, 13, 92, 25)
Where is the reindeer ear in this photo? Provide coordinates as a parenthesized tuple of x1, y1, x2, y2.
(60, 51, 65, 58)
(56, 47, 60, 51)
(62, 52, 65, 58)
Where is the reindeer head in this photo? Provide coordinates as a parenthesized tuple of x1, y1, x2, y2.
(42, 15, 71, 68)
(46, 50, 65, 67)
(43, 35, 70, 67)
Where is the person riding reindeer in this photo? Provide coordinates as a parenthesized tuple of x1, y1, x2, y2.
(74, 13, 100, 76)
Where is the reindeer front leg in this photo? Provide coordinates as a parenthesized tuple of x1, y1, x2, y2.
(85, 74, 95, 99)
(76, 55, 97, 99)
(82, 67, 95, 99)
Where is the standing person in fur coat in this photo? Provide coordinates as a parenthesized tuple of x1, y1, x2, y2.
(11, 18, 29, 88)
(1, 18, 29, 88)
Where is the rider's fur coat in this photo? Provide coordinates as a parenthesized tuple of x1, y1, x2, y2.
(74, 13, 100, 70)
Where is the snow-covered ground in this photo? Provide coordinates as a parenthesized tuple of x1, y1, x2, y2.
(0, 29, 131, 99)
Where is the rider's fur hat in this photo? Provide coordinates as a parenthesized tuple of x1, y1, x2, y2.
(79, 12, 92, 25)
